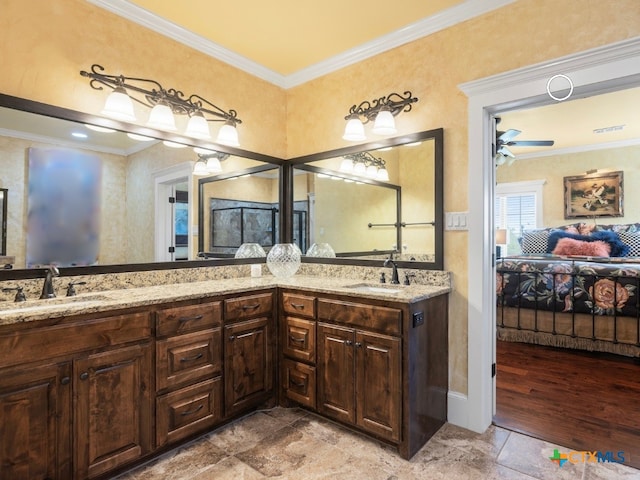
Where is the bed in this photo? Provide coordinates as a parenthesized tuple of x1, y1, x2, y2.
(496, 222, 640, 359)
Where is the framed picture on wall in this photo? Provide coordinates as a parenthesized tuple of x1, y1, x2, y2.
(564, 171, 624, 219)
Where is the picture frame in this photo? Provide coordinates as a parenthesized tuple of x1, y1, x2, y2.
(564, 171, 623, 219)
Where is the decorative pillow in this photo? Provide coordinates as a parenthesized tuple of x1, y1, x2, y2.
(520, 229, 550, 254)
(547, 230, 630, 257)
(552, 238, 610, 257)
(618, 231, 640, 256)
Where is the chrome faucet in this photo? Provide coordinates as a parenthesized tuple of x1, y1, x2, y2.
(383, 258, 400, 285)
(40, 266, 60, 299)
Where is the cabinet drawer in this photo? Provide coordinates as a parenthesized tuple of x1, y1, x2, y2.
(224, 292, 273, 321)
(156, 377, 222, 447)
(0, 311, 151, 369)
(282, 359, 316, 409)
(156, 329, 222, 391)
(156, 301, 222, 337)
(282, 293, 316, 318)
(282, 317, 316, 363)
(317, 299, 402, 336)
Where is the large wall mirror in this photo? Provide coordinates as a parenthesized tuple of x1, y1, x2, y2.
(289, 129, 444, 270)
(0, 93, 283, 278)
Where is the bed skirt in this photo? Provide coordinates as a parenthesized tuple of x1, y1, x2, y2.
(497, 306, 640, 358)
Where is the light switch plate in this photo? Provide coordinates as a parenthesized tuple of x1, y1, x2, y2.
(445, 212, 469, 231)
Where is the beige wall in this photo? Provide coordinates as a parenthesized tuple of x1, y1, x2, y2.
(497, 145, 640, 228)
(1, 0, 639, 395)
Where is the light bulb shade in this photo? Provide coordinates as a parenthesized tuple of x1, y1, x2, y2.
(353, 162, 366, 175)
(376, 167, 390, 181)
(342, 117, 366, 141)
(146, 103, 177, 131)
(306, 242, 336, 258)
(101, 87, 136, 122)
(495, 229, 508, 245)
(365, 165, 378, 177)
(234, 243, 266, 258)
(372, 109, 397, 135)
(216, 122, 239, 146)
(185, 111, 211, 139)
(206, 157, 222, 173)
(192, 160, 209, 176)
(340, 158, 354, 172)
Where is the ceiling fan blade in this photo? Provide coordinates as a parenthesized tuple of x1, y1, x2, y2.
(509, 140, 554, 147)
(498, 129, 521, 142)
(497, 146, 515, 157)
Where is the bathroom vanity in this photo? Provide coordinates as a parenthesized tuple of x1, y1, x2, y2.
(0, 276, 448, 479)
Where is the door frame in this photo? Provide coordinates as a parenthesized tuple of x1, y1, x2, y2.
(458, 36, 640, 433)
(153, 162, 194, 262)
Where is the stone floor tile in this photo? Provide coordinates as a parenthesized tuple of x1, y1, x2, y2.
(497, 431, 585, 480)
(260, 405, 310, 425)
(191, 456, 267, 480)
(583, 459, 640, 479)
(433, 422, 510, 459)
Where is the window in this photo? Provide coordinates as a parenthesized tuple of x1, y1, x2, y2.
(495, 180, 545, 256)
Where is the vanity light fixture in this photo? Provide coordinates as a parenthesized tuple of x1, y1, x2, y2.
(339, 151, 389, 181)
(192, 151, 229, 176)
(342, 91, 418, 141)
(80, 64, 242, 146)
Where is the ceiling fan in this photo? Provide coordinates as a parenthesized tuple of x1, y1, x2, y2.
(494, 117, 554, 166)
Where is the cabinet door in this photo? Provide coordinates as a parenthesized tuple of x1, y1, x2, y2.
(75, 343, 152, 479)
(224, 317, 273, 416)
(317, 323, 355, 424)
(355, 331, 402, 442)
(0, 362, 71, 480)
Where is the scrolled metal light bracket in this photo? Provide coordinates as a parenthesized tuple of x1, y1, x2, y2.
(344, 91, 418, 123)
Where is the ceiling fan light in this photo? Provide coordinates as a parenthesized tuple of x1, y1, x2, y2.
(342, 116, 366, 141)
(372, 109, 396, 135)
(340, 158, 354, 172)
(185, 111, 211, 139)
(147, 103, 177, 131)
(101, 87, 136, 122)
(206, 157, 222, 173)
(216, 121, 239, 147)
(192, 160, 209, 176)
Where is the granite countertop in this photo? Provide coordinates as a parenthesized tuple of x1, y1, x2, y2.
(0, 275, 450, 327)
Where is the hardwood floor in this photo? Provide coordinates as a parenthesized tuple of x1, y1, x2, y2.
(494, 340, 640, 470)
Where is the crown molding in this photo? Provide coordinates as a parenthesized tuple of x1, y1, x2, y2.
(87, 0, 516, 89)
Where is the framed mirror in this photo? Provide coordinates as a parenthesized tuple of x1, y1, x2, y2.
(288, 129, 443, 270)
(0, 188, 6, 256)
(0, 93, 283, 278)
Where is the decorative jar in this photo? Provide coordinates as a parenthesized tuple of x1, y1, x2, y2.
(266, 243, 301, 278)
(234, 243, 266, 258)
(306, 242, 336, 258)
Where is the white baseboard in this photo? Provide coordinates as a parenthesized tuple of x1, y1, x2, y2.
(447, 391, 469, 429)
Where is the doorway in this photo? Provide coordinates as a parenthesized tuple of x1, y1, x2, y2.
(459, 37, 640, 434)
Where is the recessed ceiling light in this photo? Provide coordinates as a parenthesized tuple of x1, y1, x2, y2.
(71, 132, 88, 139)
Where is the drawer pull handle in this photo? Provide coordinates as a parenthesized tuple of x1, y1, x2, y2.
(178, 314, 204, 323)
(180, 404, 204, 416)
(241, 304, 260, 311)
(180, 353, 204, 363)
(80, 372, 89, 381)
(289, 335, 305, 344)
(290, 303, 305, 309)
(289, 378, 306, 388)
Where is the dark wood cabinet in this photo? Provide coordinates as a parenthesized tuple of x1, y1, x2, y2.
(224, 292, 275, 416)
(0, 361, 72, 480)
(317, 323, 401, 441)
(74, 342, 153, 480)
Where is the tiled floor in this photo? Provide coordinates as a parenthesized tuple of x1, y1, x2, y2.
(116, 407, 640, 480)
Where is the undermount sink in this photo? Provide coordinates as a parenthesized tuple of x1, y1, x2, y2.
(0, 293, 110, 313)
(345, 283, 404, 294)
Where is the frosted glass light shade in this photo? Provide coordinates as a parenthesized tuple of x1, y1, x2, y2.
(185, 111, 211, 139)
(376, 167, 390, 181)
(353, 162, 366, 175)
(372, 109, 397, 135)
(365, 165, 378, 177)
(206, 157, 222, 173)
(147, 103, 177, 131)
(266, 243, 301, 278)
(216, 122, 239, 146)
(192, 160, 209, 176)
(306, 243, 336, 258)
(342, 117, 366, 141)
(234, 243, 266, 258)
(101, 87, 136, 122)
(340, 158, 354, 172)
